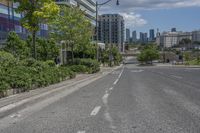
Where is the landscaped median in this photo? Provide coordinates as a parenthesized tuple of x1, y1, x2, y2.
(0, 51, 100, 98)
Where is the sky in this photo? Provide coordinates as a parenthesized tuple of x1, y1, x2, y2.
(97, 0, 200, 34)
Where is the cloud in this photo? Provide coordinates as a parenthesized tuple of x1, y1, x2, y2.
(98, 0, 200, 11)
(97, 0, 200, 28)
(119, 12, 147, 28)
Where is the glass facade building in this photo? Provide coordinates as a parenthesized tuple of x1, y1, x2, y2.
(0, 0, 48, 45)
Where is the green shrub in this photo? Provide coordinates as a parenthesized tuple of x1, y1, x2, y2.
(74, 58, 100, 73)
(0, 51, 16, 68)
(7, 66, 32, 91)
(44, 60, 56, 67)
(69, 65, 88, 73)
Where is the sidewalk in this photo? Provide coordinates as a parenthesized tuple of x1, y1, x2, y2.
(0, 65, 122, 119)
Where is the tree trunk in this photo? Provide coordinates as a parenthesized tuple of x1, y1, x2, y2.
(71, 43, 74, 64)
(32, 31, 37, 59)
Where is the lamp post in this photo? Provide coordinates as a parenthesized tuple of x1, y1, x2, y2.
(96, 0, 119, 60)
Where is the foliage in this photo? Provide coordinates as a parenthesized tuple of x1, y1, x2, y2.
(36, 38, 60, 61)
(4, 32, 30, 59)
(14, 0, 60, 58)
(73, 58, 100, 73)
(101, 47, 122, 66)
(49, 5, 92, 63)
(137, 45, 160, 64)
(0, 51, 16, 68)
(69, 65, 88, 73)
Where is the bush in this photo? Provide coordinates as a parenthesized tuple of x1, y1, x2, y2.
(69, 65, 88, 73)
(0, 51, 16, 68)
(7, 66, 32, 91)
(73, 58, 100, 73)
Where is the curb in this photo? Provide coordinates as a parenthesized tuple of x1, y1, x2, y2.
(0, 65, 123, 119)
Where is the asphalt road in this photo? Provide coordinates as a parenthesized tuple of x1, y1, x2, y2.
(1, 59, 200, 133)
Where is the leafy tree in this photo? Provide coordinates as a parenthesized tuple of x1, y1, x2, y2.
(36, 38, 60, 61)
(4, 32, 30, 59)
(49, 5, 92, 63)
(137, 45, 159, 64)
(14, 0, 60, 59)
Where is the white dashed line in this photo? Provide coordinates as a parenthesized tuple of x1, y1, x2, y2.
(109, 87, 113, 91)
(77, 131, 85, 133)
(171, 75, 183, 79)
(103, 93, 109, 100)
(90, 106, 101, 116)
(113, 79, 119, 85)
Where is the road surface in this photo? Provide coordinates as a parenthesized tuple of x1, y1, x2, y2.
(1, 59, 200, 133)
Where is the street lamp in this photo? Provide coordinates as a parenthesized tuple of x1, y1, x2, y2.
(96, 0, 119, 60)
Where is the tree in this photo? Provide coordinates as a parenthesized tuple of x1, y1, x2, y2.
(36, 38, 60, 61)
(137, 46, 159, 64)
(4, 32, 31, 59)
(14, 0, 60, 59)
(49, 5, 92, 63)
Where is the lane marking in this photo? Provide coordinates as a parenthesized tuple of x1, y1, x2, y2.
(77, 131, 85, 133)
(90, 106, 101, 116)
(171, 75, 183, 79)
(131, 70, 144, 73)
(113, 79, 119, 85)
(102, 93, 109, 100)
(109, 87, 113, 91)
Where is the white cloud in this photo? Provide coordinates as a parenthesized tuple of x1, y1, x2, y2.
(119, 12, 147, 28)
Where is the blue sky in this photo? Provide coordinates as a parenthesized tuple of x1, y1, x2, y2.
(97, 0, 200, 34)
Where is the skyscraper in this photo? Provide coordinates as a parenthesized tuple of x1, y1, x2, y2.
(149, 29, 155, 41)
(171, 28, 177, 32)
(140, 32, 148, 43)
(126, 28, 130, 43)
(98, 14, 125, 52)
(132, 30, 137, 42)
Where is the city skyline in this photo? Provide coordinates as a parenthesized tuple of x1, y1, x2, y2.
(98, 0, 200, 33)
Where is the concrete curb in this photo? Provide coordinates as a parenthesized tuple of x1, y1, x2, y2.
(0, 65, 123, 119)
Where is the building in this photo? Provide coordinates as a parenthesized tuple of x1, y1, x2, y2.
(98, 14, 125, 52)
(132, 30, 137, 43)
(126, 28, 130, 43)
(140, 32, 148, 43)
(0, 1, 49, 45)
(55, 0, 96, 25)
(0, 1, 25, 45)
(192, 30, 200, 42)
(156, 31, 192, 48)
(171, 28, 177, 32)
(149, 29, 155, 41)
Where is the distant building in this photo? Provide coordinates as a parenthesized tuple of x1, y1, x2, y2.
(140, 32, 148, 43)
(126, 28, 130, 43)
(192, 30, 200, 42)
(132, 30, 137, 43)
(156, 31, 192, 48)
(171, 28, 177, 32)
(98, 14, 125, 52)
(149, 29, 155, 41)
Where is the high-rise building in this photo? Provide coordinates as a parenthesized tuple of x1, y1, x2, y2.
(140, 32, 148, 43)
(171, 28, 177, 32)
(149, 29, 155, 41)
(132, 30, 137, 42)
(126, 28, 130, 43)
(56, 0, 96, 25)
(98, 14, 125, 52)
